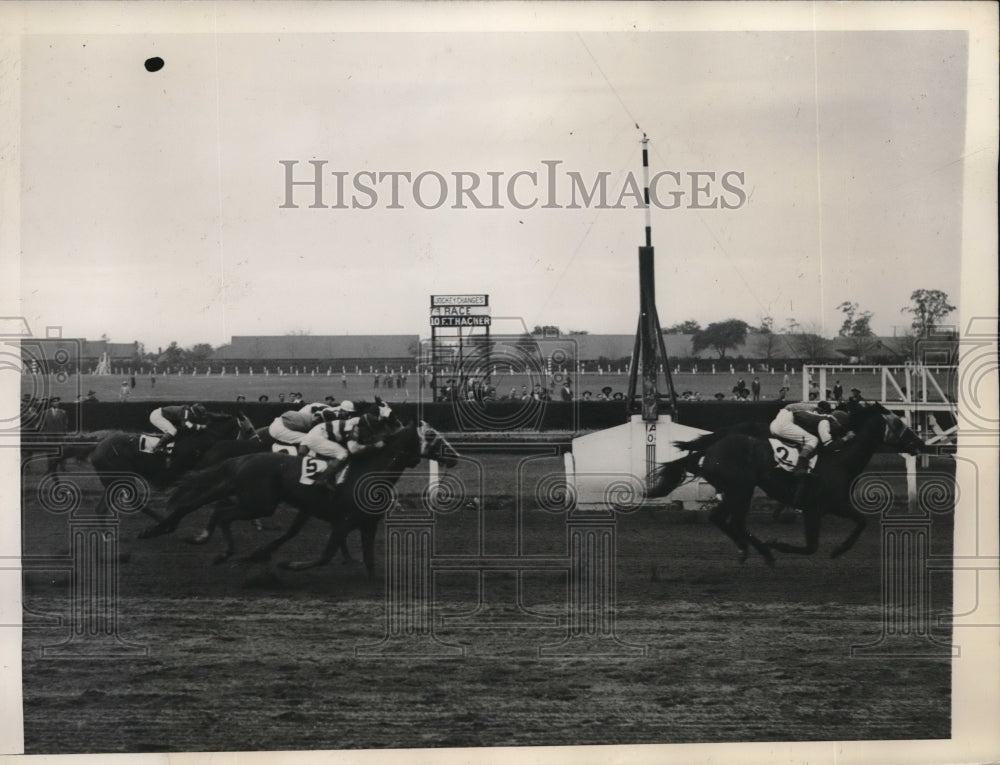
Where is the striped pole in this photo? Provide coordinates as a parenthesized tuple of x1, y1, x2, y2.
(641, 134, 652, 248)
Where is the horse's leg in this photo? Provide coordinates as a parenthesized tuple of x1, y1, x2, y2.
(186, 499, 239, 544)
(829, 493, 867, 559)
(727, 490, 776, 566)
(206, 500, 268, 565)
(767, 506, 822, 555)
(239, 510, 310, 563)
(203, 482, 282, 563)
(709, 494, 746, 557)
(279, 516, 353, 572)
(359, 518, 380, 578)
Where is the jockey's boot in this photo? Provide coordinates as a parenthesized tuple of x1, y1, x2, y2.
(791, 453, 812, 508)
(317, 458, 346, 491)
(152, 432, 174, 455)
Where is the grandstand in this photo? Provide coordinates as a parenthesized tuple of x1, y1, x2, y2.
(211, 335, 420, 372)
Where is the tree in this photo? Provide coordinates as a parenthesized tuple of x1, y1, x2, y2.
(692, 319, 750, 359)
(750, 316, 779, 360)
(161, 341, 185, 366)
(787, 322, 831, 360)
(836, 301, 877, 360)
(836, 302, 874, 337)
(188, 343, 214, 361)
(902, 289, 956, 336)
(665, 319, 702, 335)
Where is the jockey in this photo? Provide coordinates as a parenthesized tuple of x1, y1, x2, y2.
(769, 400, 843, 507)
(150, 403, 210, 453)
(267, 401, 335, 447)
(305, 400, 395, 490)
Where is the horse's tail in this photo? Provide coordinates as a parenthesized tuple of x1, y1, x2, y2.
(673, 430, 727, 453)
(674, 421, 770, 453)
(647, 451, 703, 499)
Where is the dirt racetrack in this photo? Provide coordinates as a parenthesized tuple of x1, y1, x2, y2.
(21, 450, 954, 753)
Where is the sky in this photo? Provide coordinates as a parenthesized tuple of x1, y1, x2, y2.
(17, 27, 969, 350)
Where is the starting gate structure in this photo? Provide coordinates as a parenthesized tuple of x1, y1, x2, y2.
(565, 136, 712, 511)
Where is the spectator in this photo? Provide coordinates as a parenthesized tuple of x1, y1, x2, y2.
(130, 374, 136, 390)
(373, 374, 380, 389)
(848, 387, 864, 403)
(782, 373, 790, 390)
(150, 375, 156, 388)
(581, 391, 593, 401)
(560, 381, 573, 401)
(520, 385, 530, 401)
(39, 398, 69, 468)
(600, 386, 613, 401)
(324, 395, 336, 405)
(258, 394, 270, 403)
(833, 380, 843, 401)
(751, 376, 761, 401)
(119, 380, 130, 401)
(278, 393, 286, 403)
(714, 392, 726, 400)
(85, 390, 99, 403)
(777, 386, 789, 401)
(341, 373, 348, 389)
(236, 395, 246, 403)
(612, 392, 625, 401)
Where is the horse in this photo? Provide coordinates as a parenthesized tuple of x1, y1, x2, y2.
(193, 399, 399, 468)
(49, 411, 257, 521)
(139, 418, 459, 576)
(647, 401, 927, 565)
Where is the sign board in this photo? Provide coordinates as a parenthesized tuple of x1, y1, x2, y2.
(430, 305, 492, 317)
(430, 294, 489, 308)
(430, 315, 492, 328)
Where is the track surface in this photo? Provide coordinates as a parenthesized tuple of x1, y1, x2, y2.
(21, 452, 954, 753)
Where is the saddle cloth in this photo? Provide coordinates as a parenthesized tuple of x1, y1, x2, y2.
(297, 455, 350, 486)
(768, 439, 819, 473)
(139, 434, 174, 454)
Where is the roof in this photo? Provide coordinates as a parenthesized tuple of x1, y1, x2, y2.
(22, 339, 138, 361)
(213, 335, 420, 360)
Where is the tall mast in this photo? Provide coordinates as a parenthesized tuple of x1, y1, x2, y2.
(626, 135, 677, 421)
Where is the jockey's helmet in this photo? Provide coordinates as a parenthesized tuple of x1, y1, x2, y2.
(190, 403, 208, 420)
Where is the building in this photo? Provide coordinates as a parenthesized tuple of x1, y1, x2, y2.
(212, 335, 420, 371)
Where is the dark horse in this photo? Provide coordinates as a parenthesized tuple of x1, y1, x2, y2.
(51, 412, 256, 520)
(647, 401, 927, 565)
(139, 419, 459, 575)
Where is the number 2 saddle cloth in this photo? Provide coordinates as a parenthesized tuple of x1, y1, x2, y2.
(768, 439, 820, 473)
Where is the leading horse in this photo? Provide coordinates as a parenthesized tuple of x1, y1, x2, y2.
(647, 401, 927, 565)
